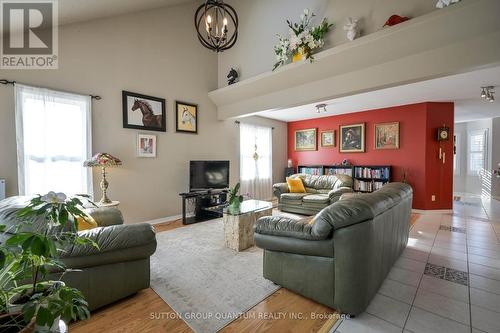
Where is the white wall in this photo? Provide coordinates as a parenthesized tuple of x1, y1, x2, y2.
(218, 0, 437, 87)
(453, 119, 493, 196)
(0, 3, 287, 223)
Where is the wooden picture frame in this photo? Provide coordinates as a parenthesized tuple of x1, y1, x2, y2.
(136, 134, 157, 158)
(294, 128, 317, 151)
(375, 122, 400, 149)
(175, 101, 198, 134)
(339, 123, 365, 153)
(320, 130, 336, 148)
(123, 91, 166, 132)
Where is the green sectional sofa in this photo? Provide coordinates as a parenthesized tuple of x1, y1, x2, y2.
(0, 196, 157, 311)
(273, 174, 353, 215)
(255, 183, 412, 315)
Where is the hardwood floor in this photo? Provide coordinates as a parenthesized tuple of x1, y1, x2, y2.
(71, 219, 338, 332)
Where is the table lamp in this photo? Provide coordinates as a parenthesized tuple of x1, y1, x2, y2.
(84, 153, 122, 204)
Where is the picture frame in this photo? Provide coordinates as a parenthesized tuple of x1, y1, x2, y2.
(375, 122, 400, 149)
(123, 91, 166, 132)
(320, 130, 336, 148)
(175, 101, 198, 134)
(137, 134, 157, 158)
(339, 123, 365, 153)
(295, 128, 317, 151)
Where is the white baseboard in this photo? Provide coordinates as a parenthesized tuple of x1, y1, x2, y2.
(144, 214, 183, 225)
(412, 209, 453, 214)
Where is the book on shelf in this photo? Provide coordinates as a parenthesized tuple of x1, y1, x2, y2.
(354, 167, 390, 179)
(353, 180, 387, 192)
(298, 167, 323, 175)
(324, 167, 353, 176)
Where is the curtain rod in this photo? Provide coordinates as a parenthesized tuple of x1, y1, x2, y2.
(0, 79, 102, 100)
(234, 120, 274, 130)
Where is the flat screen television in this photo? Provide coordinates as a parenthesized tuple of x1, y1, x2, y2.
(190, 160, 230, 191)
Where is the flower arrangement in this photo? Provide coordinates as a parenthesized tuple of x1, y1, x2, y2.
(0, 192, 97, 332)
(273, 9, 333, 71)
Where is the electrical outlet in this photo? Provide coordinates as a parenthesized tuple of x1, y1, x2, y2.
(431, 195, 436, 202)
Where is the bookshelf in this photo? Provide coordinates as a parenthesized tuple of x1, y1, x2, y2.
(296, 164, 392, 193)
(353, 166, 391, 193)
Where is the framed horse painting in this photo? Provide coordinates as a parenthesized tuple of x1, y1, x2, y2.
(122, 91, 166, 132)
(175, 101, 198, 134)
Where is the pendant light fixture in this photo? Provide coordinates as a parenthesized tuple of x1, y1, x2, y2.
(194, 0, 238, 52)
(315, 103, 327, 113)
(481, 86, 495, 102)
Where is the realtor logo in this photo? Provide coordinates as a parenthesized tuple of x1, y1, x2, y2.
(1, 0, 58, 69)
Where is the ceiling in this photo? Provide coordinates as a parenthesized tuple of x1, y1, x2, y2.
(58, 0, 192, 25)
(254, 66, 500, 123)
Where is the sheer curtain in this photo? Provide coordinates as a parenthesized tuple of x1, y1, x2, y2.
(240, 123, 273, 200)
(15, 84, 92, 196)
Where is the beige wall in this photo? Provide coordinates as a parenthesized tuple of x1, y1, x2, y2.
(218, 0, 437, 87)
(0, 3, 287, 223)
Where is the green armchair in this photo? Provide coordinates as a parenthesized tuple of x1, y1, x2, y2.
(273, 174, 353, 215)
(0, 197, 157, 311)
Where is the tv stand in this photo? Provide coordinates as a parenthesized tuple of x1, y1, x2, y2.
(179, 189, 228, 225)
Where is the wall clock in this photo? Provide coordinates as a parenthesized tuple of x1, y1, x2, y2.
(437, 126, 450, 141)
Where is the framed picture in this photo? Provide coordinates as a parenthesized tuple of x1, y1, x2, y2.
(176, 101, 198, 134)
(295, 128, 317, 151)
(375, 122, 400, 149)
(137, 134, 157, 158)
(321, 130, 336, 148)
(340, 123, 365, 153)
(123, 91, 166, 132)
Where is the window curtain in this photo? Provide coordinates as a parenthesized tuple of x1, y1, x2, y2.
(239, 123, 272, 200)
(15, 84, 93, 196)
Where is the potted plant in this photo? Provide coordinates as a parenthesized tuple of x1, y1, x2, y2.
(0, 192, 97, 332)
(227, 183, 244, 214)
(273, 9, 333, 70)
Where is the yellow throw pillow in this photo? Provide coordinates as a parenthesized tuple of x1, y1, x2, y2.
(76, 214, 98, 231)
(286, 177, 306, 193)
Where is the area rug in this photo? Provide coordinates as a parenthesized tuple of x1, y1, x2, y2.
(150, 219, 280, 333)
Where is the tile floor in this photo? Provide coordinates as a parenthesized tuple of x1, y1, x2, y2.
(332, 195, 500, 333)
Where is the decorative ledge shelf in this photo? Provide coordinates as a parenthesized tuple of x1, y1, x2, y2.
(209, 0, 500, 120)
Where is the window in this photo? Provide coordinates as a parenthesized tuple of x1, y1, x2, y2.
(453, 134, 460, 175)
(239, 123, 272, 200)
(15, 84, 92, 196)
(468, 129, 488, 176)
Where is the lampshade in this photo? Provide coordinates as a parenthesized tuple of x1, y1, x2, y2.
(84, 153, 122, 168)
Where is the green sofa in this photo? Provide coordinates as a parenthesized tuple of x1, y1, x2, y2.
(273, 174, 353, 215)
(255, 183, 412, 315)
(0, 196, 157, 311)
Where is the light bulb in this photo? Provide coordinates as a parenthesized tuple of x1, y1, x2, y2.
(206, 15, 212, 24)
(481, 88, 487, 98)
(223, 17, 228, 26)
(489, 94, 495, 102)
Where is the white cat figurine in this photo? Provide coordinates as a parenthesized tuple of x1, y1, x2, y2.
(343, 17, 359, 41)
(436, 0, 461, 9)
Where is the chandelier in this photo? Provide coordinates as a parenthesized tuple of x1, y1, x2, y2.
(194, 0, 238, 52)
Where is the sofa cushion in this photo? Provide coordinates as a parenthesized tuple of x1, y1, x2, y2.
(303, 194, 330, 204)
(281, 193, 308, 201)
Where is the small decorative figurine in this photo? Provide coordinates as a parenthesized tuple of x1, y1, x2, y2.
(343, 17, 359, 41)
(383, 15, 410, 27)
(436, 0, 461, 9)
(227, 68, 239, 85)
(342, 159, 350, 166)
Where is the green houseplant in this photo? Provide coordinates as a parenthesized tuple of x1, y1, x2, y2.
(228, 183, 244, 213)
(0, 192, 98, 332)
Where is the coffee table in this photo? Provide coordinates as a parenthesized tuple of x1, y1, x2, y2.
(223, 199, 273, 251)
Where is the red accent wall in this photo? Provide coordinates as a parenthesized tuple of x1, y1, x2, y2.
(287, 102, 454, 210)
